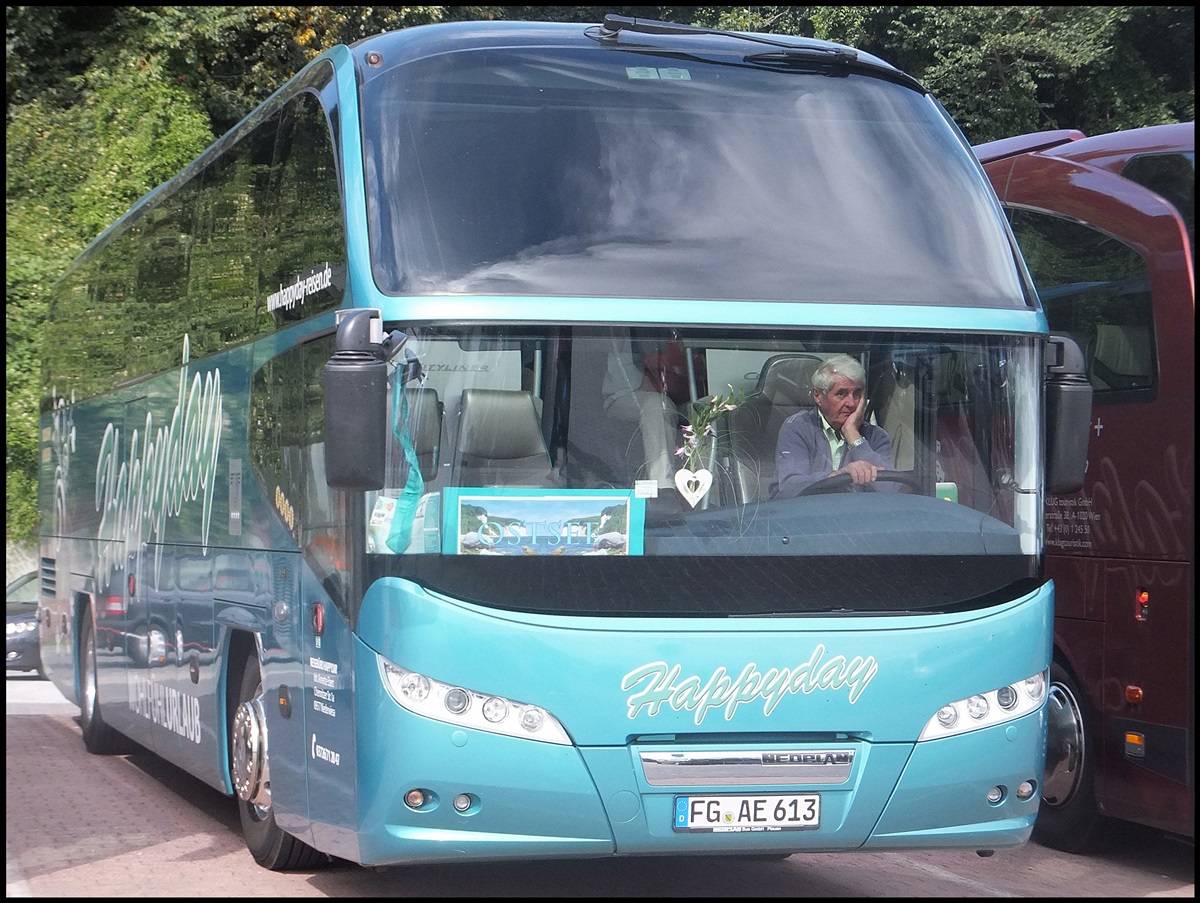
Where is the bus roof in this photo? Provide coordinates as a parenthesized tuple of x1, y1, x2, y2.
(974, 121, 1194, 172)
(348, 18, 923, 93)
(972, 129, 1087, 163)
(1040, 121, 1194, 174)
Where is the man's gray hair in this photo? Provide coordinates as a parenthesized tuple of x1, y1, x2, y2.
(811, 353, 866, 394)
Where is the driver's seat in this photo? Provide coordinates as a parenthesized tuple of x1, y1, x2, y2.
(726, 354, 822, 503)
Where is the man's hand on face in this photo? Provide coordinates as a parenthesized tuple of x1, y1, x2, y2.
(842, 392, 868, 442)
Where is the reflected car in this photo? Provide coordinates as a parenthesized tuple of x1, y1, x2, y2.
(6, 570, 43, 677)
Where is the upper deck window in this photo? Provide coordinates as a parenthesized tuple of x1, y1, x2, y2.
(360, 46, 1027, 308)
(1121, 150, 1195, 249)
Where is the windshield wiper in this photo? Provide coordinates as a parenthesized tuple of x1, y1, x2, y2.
(597, 14, 812, 50)
(744, 48, 856, 68)
(594, 14, 924, 91)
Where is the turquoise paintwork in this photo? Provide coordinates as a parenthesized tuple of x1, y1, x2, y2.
(332, 577, 1052, 863)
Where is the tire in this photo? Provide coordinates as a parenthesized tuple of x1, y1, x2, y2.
(1033, 660, 1103, 852)
(79, 614, 134, 755)
(230, 648, 326, 870)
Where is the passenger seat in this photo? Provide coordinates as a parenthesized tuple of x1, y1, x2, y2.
(453, 389, 556, 487)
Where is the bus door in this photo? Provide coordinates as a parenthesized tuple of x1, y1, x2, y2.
(1001, 150, 1195, 831)
(256, 550, 317, 840)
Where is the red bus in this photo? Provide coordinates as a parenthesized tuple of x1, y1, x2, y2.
(975, 122, 1194, 852)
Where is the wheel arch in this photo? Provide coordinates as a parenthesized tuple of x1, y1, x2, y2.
(221, 628, 263, 795)
(1049, 635, 1102, 742)
(1034, 652, 1104, 852)
(71, 588, 97, 706)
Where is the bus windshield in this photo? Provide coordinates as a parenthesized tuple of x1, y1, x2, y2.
(360, 45, 1027, 308)
(355, 327, 1043, 617)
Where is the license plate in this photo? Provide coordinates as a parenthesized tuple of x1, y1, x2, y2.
(673, 793, 820, 832)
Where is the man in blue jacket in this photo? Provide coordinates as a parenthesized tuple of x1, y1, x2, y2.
(771, 353, 894, 498)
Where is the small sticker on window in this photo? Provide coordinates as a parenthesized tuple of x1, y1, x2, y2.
(626, 67, 692, 81)
(634, 480, 659, 499)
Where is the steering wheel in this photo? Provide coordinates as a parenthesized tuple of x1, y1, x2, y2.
(797, 469, 922, 497)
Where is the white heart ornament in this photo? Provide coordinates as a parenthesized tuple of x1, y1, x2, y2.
(674, 468, 713, 508)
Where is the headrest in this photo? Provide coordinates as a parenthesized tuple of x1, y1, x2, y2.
(1092, 325, 1151, 378)
(458, 389, 549, 460)
(756, 355, 821, 407)
(403, 387, 441, 456)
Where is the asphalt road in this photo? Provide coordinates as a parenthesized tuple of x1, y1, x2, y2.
(6, 672, 1194, 897)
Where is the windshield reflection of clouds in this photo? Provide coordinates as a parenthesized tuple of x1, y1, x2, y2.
(365, 50, 1023, 305)
(431, 91, 1016, 303)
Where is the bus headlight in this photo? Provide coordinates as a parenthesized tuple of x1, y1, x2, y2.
(378, 656, 572, 745)
(918, 669, 1049, 740)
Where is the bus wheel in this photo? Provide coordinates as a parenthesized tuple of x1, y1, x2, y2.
(79, 614, 132, 755)
(1033, 661, 1102, 852)
(230, 650, 325, 870)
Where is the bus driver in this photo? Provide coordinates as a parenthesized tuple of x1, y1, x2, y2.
(771, 353, 894, 498)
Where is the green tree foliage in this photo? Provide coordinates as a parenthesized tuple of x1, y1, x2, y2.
(7, 7, 216, 541)
(693, 6, 1194, 140)
(823, 5, 1195, 140)
(5, 5, 1194, 545)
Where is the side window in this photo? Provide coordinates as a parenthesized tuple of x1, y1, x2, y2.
(43, 252, 124, 404)
(191, 63, 345, 354)
(1121, 151, 1195, 250)
(260, 84, 346, 326)
(134, 186, 200, 374)
(1007, 209, 1155, 396)
(250, 333, 348, 613)
(187, 112, 278, 359)
(43, 65, 346, 410)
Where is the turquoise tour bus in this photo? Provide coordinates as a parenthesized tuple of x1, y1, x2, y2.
(36, 16, 1091, 870)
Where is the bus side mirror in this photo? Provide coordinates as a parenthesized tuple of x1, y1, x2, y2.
(324, 309, 387, 490)
(1044, 334, 1093, 494)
